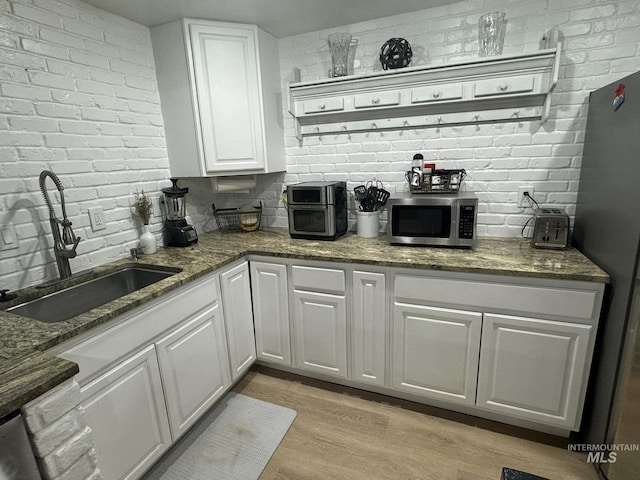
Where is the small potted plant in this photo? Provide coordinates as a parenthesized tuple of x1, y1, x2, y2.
(132, 191, 156, 254)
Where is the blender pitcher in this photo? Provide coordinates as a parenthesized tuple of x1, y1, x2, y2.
(162, 178, 198, 247)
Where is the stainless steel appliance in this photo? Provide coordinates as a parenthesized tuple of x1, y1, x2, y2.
(287, 181, 347, 240)
(0, 413, 42, 479)
(162, 178, 198, 247)
(532, 207, 570, 249)
(387, 192, 477, 248)
(573, 71, 640, 478)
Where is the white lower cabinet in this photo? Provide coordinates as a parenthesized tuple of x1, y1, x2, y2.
(292, 289, 348, 378)
(289, 264, 348, 378)
(80, 345, 171, 480)
(392, 303, 482, 405)
(476, 313, 592, 429)
(352, 271, 386, 386)
(219, 261, 257, 380)
(156, 305, 231, 439)
(53, 271, 238, 480)
(250, 261, 291, 366)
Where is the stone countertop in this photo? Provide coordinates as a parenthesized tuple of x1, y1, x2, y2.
(0, 228, 608, 418)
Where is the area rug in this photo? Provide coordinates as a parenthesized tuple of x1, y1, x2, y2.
(143, 392, 297, 480)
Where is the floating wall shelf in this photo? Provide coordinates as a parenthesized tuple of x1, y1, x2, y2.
(288, 45, 560, 140)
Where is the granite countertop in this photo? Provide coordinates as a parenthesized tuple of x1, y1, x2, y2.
(0, 228, 609, 418)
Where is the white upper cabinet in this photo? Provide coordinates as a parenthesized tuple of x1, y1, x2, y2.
(288, 46, 560, 139)
(151, 19, 285, 176)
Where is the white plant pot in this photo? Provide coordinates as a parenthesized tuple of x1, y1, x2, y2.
(140, 225, 157, 254)
(356, 211, 380, 238)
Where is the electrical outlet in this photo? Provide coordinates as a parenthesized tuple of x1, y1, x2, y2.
(88, 207, 106, 231)
(517, 186, 534, 208)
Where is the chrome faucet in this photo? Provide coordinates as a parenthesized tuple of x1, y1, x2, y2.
(39, 170, 81, 280)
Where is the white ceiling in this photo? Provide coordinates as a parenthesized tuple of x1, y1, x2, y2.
(81, 0, 462, 38)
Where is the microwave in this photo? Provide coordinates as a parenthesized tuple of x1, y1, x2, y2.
(387, 192, 478, 248)
(287, 181, 347, 240)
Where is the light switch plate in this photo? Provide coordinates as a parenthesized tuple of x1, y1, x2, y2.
(0, 224, 18, 250)
(89, 207, 106, 231)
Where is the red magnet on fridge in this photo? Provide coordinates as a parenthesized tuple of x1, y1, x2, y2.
(613, 84, 625, 111)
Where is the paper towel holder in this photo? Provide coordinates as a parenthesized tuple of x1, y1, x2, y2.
(210, 175, 257, 193)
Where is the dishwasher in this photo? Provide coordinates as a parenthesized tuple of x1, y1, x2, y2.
(0, 413, 42, 479)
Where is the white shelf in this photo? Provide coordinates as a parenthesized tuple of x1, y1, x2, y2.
(288, 46, 560, 139)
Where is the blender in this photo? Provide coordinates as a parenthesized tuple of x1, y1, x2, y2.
(162, 178, 198, 247)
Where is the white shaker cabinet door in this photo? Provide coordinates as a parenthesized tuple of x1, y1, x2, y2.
(477, 313, 592, 429)
(189, 23, 265, 173)
(220, 262, 257, 381)
(155, 305, 231, 440)
(292, 290, 348, 378)
(250, 261, 291, 366)
(352, 271, 386, 386)
(80, 345, 171, 480)
(392, 303, 482, 406)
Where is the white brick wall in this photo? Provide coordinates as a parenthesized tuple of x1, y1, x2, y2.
(1, 0, 639, 291)
(0, 0, 170, 292)
(22, 379, 103, 480)
(200, 0, 640, 236)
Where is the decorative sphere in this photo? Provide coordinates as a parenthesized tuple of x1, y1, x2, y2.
(379, 38, 412, 70)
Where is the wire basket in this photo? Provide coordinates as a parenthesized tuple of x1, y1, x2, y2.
(212, 202, 262, 233)
(410, 169, 466, 194)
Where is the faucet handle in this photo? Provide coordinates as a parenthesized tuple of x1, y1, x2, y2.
(0, 289, 18, 302)
(61, 219, 78, 245)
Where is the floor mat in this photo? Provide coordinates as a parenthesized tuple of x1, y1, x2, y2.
(143, 392, 297, 480)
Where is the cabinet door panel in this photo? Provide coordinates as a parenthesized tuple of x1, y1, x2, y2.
(220, 262, 257, 380)
(392, 303, 481, 405)
(80, 345, 170, 480)
(189, 24, 264, 172)
(352, 271, 386, 386)
(250, 262, 291, 365)
(156, 305, 231, 439)
(293, 290, 347, 378)
(477, 313, 591, 429)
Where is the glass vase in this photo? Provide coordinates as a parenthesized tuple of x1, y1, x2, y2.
(478, 12, 506, 56)
(327, 32, 352, 77)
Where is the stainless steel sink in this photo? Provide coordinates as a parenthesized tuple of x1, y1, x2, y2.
(8, 265, 181, 323)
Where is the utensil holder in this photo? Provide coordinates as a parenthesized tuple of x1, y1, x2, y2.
(356, 211, 380, 238)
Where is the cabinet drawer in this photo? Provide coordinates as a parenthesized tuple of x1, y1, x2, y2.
(354, 91, 400, 109)
(303, 97, 344, 114)
(394, 274, 600, 322)
(291, 265, 345, 294)
(411, 84, 463, 103)
(474, 76, 535, 97)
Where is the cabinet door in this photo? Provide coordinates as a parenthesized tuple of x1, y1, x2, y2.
(156, 305, 231, 439)
(189, 22, 265, 173)
(477, 313, 591, 429)
(293, 290, 347, 378)
(392, 303, 482, 405)
(220, 262, 257, 381)
(80, 345, 171, 480)
(352, 271, 386, 386)
(250, 262, 291, 366)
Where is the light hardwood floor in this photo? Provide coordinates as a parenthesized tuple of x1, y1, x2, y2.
(233, 366, 599, 480)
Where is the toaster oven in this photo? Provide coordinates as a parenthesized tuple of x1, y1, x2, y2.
(287, 181, 347, 240)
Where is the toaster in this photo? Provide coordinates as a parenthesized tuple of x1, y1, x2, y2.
(532, 207, 570, 249)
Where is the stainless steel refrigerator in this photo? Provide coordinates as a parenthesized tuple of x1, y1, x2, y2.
(574, 70, 640, 479)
